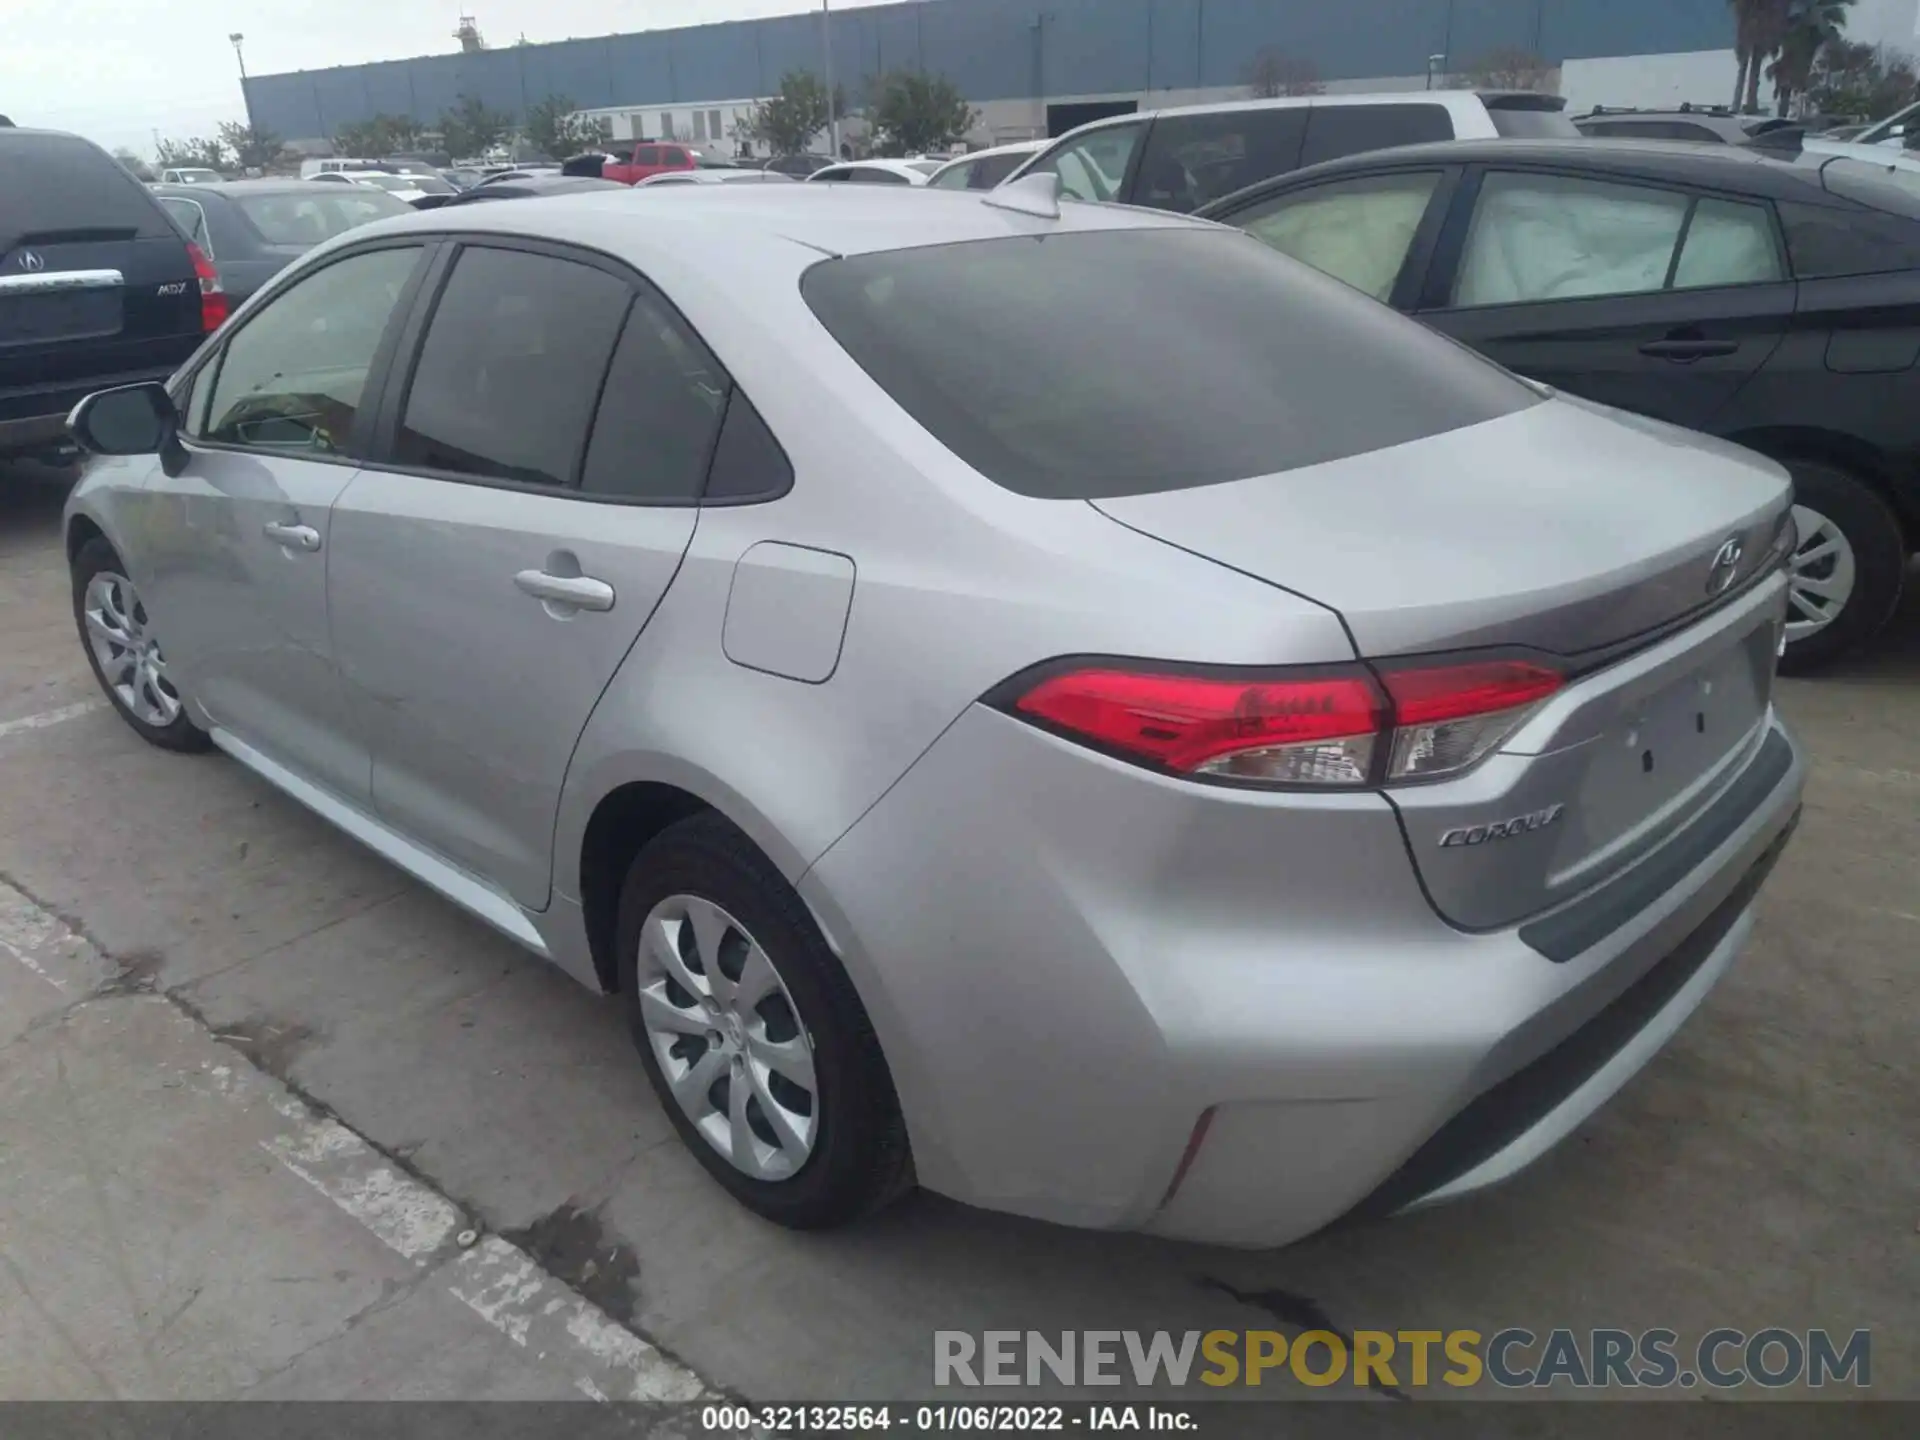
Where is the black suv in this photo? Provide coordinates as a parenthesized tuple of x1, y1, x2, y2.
(2, 126, 216, 466)
(1200, 139, 1920, 670)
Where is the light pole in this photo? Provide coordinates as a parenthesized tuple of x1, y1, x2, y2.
(1426, 53, 1446, 91)
(821, 1, 840, 159)
(229, 32, 257, 151)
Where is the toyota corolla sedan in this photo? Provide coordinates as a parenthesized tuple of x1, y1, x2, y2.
(62, 179, 1804, 1247)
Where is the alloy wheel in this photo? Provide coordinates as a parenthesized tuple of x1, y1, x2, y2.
(83, 571, 183, 727)
(635, 894, 818, 1181)
(1783, 504, 1858, 644)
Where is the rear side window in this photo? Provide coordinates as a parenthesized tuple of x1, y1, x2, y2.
(1299, 104, 1453, 169)
(396, 247, 629, 487)
(1028, 123, 1147, 204)
(801, 228, 1536, 500)
(853, 168, 910, 185)
(1134, 109, 1309, 213)
(1778, 198, 1920, 277)
(580, 290, 729, 501)
(966, 152, 1029, 189)
(0, 132, 175, 238)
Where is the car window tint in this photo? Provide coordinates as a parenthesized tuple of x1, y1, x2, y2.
(0, 132, 176, 236)
(929, 160, 974, 190)
(1028, 123, 1146, 203)
(395, 247, 629, 488)
(1234, 170, 1441, 301)
(580, 290, 730, 501)
(1777, 197, 1920, 277)
(852, 167, 909, 184)
(1487, 107, 1580, 139)
(1299, 103, 1453, 168)
(202, 246, 422, 453)
(1672, 197, 1783, 288)
(1135, 108, 1309, 213)
(159, 198, 212, 254)
(636, 147, 660, 166)
(802, 228, 1536, 500)
(704, 390, 794, 500)
(1455, 171, 1689, 306)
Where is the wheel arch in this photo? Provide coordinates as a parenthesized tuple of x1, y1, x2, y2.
(65, 512, 108, 563)
(1724, 425, 1915, 551)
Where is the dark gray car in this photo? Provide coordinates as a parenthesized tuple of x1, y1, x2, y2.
(149, 180, 414, 305)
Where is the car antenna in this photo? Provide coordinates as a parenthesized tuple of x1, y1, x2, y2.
(983, 170, 1062, 220)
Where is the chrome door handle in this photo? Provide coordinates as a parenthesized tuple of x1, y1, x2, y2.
(513, 569, 615, 612)
(262, 521, 321, 552)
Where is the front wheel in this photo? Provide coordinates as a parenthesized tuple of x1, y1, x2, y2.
(1777, 462, 1907, 675)
(70, 536, 211, 752)
(617, 812, 911, 1228)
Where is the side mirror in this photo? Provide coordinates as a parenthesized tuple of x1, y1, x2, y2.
(66, 382, 177, 457)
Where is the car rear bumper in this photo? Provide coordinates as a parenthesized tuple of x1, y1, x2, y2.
(800, 702, 1804, 1248)
(1, 363, 186, 457)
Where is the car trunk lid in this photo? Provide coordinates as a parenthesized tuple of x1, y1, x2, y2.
(1092, 394, 1793, 931)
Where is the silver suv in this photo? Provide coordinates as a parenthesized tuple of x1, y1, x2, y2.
(64, 183, 1803, 1244)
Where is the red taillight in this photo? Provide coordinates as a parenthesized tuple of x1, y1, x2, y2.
(1000, 656, 1563, 788)
(187, 242, 228, 332)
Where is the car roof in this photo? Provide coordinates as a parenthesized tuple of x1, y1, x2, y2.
(1205, 136, 1846, 207)
(151, 179, 351, 200)
(353, 181, 1206, 264)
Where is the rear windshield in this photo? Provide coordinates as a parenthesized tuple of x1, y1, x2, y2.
(801, 228, 1537, 499)
(237, 190, 413, 244)
(0, 132, 175, 241)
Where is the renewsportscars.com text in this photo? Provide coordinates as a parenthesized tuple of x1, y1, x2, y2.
(934, 1327, 1871, 1391)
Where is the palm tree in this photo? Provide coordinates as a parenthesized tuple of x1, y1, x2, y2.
(1769, 0, 1855, 115)
(1730, 0, 1793, 112)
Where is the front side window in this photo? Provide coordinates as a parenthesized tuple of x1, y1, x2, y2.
(636, 146, 660, 166)
(929, 160, 976, 190)
(967, 151, 1030, 189)
(1454, 171, 1692, 306)
(394, 246, 629, 488)
(802, 228, 1536, 500)
(1134, 109, 1309, 214)
(1233, 170, 1442, 301)
(200, 245, 423, 453)
(1028, 123, 1146, 204)
(852, 167, 909, 185)
(580, 289, 730, 502)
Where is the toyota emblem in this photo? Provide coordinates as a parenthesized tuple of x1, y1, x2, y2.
(1706, 536, 1744, 596)
(17, 250, 45, 272)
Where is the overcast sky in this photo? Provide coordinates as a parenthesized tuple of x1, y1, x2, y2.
(2, 1, 894, 156)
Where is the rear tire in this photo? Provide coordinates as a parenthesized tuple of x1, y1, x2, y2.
(1777, 461, 1906, 675)
(70, 536, 211, 753)
(616, 811, 911, 1228)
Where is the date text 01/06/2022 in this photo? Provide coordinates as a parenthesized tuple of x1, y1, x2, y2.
(700, 1405, 1197, 1432)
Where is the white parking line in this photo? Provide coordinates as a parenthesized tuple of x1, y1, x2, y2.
(0, 699, 106, 743)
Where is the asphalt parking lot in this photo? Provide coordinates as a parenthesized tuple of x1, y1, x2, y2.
(1, 461, 1914, 1407)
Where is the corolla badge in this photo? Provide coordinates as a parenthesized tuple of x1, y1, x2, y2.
(17, 250, 45, 272)
(1439, 803, 1566, 848)
(1706, 536, 1744, 596)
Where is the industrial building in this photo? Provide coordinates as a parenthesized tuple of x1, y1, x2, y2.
(247, 0, 1785, 155)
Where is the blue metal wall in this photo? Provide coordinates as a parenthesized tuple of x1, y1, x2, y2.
(249, 0, 1735, 140)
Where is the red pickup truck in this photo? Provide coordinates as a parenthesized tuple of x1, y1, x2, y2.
(601, 142, 698, 185)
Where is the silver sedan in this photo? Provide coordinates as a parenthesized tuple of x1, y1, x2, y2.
(62, 179, 1804, 1244)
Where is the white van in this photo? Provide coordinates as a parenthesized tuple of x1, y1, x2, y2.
(1003, 91, 1575, 214)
